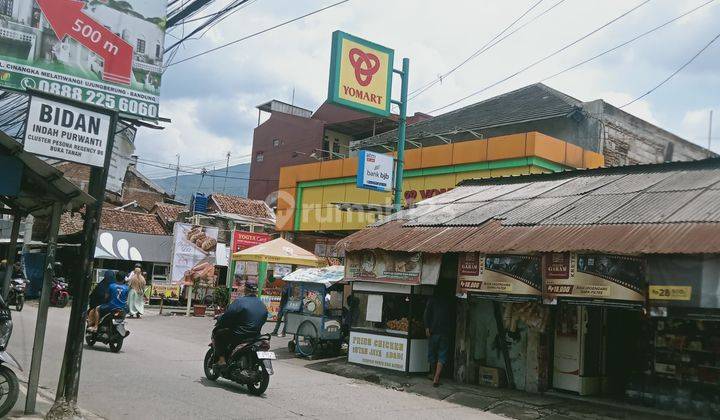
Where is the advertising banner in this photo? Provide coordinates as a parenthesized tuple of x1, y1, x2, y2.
(327, 31, 394, 117)
(232, 231, 271, 253)
(24, 95, 111, 166)
(457, 253, 542, 301)
(543, 253, 645, 308)
(170, 223, 219, 286)
(94, 230, 172, 264)
(106, 121, 137, 194)
(348, 331, 406, 371)
(345, 250, 440, 285)
(0, 0, 167, 119)
(150, 284, 181, 299)
(647, 255, 720, 309)
(357, 150, 394, 192)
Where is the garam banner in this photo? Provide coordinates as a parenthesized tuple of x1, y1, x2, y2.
(327, 30, 393, 117)
(457, 253, 542, 301)
(0, 0, 167, 120)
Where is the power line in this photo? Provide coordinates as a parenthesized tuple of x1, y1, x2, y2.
(621, 30, 720, 108)
(139, 160, 275, 181)
(427, 0, 652, 114)
(166, 0, 351, 68)
(409, 0, 563, 101)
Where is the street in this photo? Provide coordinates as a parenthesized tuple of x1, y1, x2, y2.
(7, 304, 498, 419)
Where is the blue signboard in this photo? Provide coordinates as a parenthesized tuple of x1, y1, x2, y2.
(0, 156, 22, 197)
(356, 150, 394, 192)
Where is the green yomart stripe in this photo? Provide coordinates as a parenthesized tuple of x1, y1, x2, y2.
(292, 157, 569, 230)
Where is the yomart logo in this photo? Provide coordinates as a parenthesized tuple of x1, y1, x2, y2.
(349, 48, 380, 86)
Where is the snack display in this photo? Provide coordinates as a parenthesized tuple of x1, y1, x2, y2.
(386, 318, 424, 336)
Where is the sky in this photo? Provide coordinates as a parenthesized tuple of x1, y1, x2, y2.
(136, 0, 720, 179)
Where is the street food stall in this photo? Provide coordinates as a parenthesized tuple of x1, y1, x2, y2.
(344, 250, 441, 373)
(231, 238, 320, 319)
(282, 265, 346, 357)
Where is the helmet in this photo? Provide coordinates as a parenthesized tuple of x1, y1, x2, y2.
(244, 282, 258, 296)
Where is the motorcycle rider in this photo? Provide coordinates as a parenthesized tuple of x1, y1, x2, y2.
(213, 283, 267, 371)
(87, 270, 115, 331)
(88, 272, 129, 332)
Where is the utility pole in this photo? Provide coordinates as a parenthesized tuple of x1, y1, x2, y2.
(392, 58, 410, 213)
(172, 154, 180, 198)
(223, 151, 231, 193)
(709, 110, 714, 157)
(212, 166, 216, 192)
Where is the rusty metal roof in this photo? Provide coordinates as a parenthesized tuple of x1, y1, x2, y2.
(338, 158, 720, 255)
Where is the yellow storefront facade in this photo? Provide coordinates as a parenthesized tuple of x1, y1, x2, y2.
(276, 132, 604, 232)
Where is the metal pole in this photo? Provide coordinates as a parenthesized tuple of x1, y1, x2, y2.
(709, 110, 714, 156)
(54, 112, 117, 405)
(392, 58, 410, 213)
(25, 202, 62, 414)
(186, 285, 193, 316)
(2, 214, 21, 300)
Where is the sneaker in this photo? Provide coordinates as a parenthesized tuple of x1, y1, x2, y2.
(279, 333, 286, 337)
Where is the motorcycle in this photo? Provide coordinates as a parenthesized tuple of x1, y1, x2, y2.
(50, 278, 69, 308)
(0, 296, 21, 417)
(7, 278, 26, 312)
(204, 330, 275, 395)
(85, 309, 129, 353)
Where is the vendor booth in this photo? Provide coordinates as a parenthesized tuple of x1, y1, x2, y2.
(344, 250, 441, 373)
(231, 238, 320, 319)
(282, 265, 345, 357)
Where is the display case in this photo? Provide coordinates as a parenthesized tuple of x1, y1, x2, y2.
(348, 282, 432, 373)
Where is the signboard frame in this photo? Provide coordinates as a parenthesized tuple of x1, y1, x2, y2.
(327, 30, 394, 117)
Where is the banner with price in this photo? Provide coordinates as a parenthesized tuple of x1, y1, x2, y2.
(0, 0, 167, 120)
(647, 255, 720, 308)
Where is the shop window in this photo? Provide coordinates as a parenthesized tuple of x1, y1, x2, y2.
(0, 0, 12, 17)
(155, 43, 162, 59)
(350, 292, 428, 338)
(273, 138, 280, 147)
(255, 152, 264, 162)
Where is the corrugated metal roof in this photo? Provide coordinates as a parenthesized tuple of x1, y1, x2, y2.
(338, 158, 720, 255)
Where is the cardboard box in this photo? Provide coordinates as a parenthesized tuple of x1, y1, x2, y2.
(478, 366, 507, 388)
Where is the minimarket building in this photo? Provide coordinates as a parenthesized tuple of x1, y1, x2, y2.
(336, 158, 720, 417)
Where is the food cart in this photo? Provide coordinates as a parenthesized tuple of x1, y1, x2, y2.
(283, 265, 346, 357)
(231, 238, 320, 319)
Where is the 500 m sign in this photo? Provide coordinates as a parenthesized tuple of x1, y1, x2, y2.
(0, 0, 167, 119)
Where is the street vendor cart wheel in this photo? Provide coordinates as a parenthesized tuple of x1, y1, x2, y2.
(295, 320, 318, 357)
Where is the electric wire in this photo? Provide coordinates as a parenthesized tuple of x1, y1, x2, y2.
(427, 0, 652, 114)
(165, 0, 351, 68)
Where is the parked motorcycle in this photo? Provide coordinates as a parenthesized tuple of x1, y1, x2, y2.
(7, 278, 26, 312)
(85, 309, 129, 353)
(50, 278, 69, 308)
(204, 331, 275, 395)
(0, 296, 21, 417)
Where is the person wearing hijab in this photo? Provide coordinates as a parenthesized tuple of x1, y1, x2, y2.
(127, 268, 146, 318)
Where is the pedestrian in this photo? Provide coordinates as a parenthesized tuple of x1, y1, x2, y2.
(272, 283, 291, 337)
(127, 268, 146, 318)
(424, 288, 455, 387)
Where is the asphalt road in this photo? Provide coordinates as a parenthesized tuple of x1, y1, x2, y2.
(7, 304, 499, 419)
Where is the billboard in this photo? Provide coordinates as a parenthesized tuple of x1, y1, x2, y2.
(457, 253, 542, 301)
(357, 150, 394, 192)
(0, 0, 167, 120)
(170, 223, 219, 286)
(345, 250, 440, 285)
(327, 31, 393, 116)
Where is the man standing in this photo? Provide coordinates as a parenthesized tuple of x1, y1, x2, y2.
(272, 283, 291, 337)
(424, 289, 454, 387)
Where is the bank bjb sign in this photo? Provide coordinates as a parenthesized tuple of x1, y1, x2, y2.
(327, 31, 394, 116)
(357, 150, 394, 192)
(24, 96, 111, 167)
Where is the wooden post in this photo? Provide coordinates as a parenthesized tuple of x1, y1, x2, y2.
(493, 301, 515, 389)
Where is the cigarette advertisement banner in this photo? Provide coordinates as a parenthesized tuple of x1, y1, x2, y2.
(170, 223, 218, 286)
(647, 255, 720, 309)
(0, 0, 167, 119)
(345, 250, 440, 285)
(543, 253, 645, 308)
(457, 253, 542, 301)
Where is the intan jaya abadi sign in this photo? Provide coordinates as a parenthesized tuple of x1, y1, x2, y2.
(0, 0, 167, 120)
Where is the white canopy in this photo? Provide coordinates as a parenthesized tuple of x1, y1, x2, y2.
(282, 265, 345, 288)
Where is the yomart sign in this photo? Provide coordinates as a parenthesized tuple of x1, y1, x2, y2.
(24, 96, 112, 167)
(327, 31, 393, 116)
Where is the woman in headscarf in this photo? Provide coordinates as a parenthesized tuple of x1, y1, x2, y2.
(127, 268, 146, 318)
(87, 270, 114, 330)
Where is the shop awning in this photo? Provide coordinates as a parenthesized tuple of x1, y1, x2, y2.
(283, 265, 344, 287)
(232, 237, 320, 266)
(0, 132, 93, 216)
(94, 230, 173, 264)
